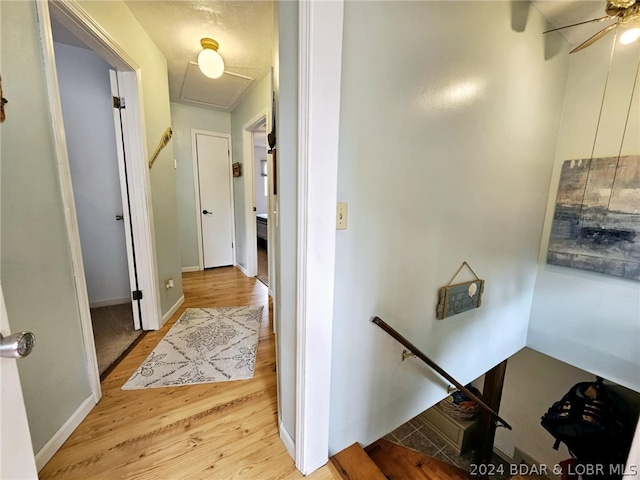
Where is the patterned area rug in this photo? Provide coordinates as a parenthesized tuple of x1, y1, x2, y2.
(122, 306, 263, 390)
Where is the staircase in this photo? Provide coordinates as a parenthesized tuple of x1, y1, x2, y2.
(330, 439, 471, 480)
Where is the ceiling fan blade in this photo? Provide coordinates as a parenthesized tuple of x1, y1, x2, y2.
(571, 22, 619, 53)
(543, 16, 612, 34)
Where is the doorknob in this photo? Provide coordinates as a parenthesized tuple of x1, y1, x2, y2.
(0, 331, 36, 359)
(202, 210, 213, 215)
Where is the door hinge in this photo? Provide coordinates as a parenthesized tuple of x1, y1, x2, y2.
(113, 96, 126, 109)
(132, 290, 143, 301)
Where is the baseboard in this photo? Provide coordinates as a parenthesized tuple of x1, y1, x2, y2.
(35, 395, 96, 471)
(161, 295, 185, 326)
(89, 297, 130, 308)
(486, 443, 555, 480)
(181, 266, 200, 273)
(279, 421, 295, 460)
(235, 263, 251, 278)
(493, 445, 515, 466)
(512, 447, 557, 480)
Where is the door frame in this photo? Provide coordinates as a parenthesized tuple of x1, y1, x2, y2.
(37, 0, 163, 398)
(241, 110, 268, 279)
(294, 0, 344, 474)
(42, 1, 161, 329)
(191, 130, 236, 270)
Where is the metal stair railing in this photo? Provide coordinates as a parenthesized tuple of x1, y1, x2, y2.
(372, 316, 512, 430)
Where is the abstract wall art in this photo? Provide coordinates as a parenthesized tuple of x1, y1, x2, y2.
(547, 155, 640, 280)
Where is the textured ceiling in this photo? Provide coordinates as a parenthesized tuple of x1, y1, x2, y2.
(54, 1, 611, 111)
(124, 0, 273, 112)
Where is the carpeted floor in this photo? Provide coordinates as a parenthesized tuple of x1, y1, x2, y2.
(91, 303, 142, 375)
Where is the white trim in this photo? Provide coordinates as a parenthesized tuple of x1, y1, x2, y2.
(191, 130, 235, 271)
(181, 266, 201, 273)
(89, 297, 131, 309)
(113, 70, 162, 330)
(35, 395, 95, 472)
(48, 0, 139, 71)
(235, 262, 251, 278)
(279, 421, 296, 460)
(295, 0, 344, 475)
(36, 0, 101, 404)
(242, 110, 269, 278)
(162, 295, 185, 325)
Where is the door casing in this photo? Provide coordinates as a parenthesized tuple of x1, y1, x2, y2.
(35, 1, 163, 468)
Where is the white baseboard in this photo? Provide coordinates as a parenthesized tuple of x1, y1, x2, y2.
(279, 421, 295, 460)
(181, 266, 200, 273)
(36, 395, 96, 471)
(89, 297, 130, 308)
(512, 447, 556, 480)
(161, 295, 185, 326)
(235, 263, 251, 278)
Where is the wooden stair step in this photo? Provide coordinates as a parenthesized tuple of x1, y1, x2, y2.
(365, 439, 471, 480)
(329, 442, 388, 480)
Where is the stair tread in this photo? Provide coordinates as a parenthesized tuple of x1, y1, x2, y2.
(366, 439, 471, 480)
(330, 442, 388, 480)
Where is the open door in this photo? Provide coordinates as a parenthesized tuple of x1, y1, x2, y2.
(108, 70, 161, 330)
(109, 70, 142, 330)
(0, 286, 38, 479)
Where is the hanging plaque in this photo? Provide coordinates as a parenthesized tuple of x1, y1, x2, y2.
(436, 262, 484, 320)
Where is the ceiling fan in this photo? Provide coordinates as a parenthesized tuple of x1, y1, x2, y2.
(544, 0, 640, 53)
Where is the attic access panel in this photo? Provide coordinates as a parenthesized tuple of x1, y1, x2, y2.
(180, 62, 253, 111)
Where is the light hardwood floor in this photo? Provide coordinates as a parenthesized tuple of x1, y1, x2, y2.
(40, 267, 336, 480)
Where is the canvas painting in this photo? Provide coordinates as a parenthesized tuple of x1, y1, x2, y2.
(547, 155, 640, 280)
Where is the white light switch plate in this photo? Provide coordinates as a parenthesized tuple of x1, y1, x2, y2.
(336, 202, 347, 230)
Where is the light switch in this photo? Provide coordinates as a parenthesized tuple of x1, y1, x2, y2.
(336, 202, 348, 230)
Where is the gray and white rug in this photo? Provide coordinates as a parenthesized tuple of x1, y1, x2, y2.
(122, 306, 264, 390)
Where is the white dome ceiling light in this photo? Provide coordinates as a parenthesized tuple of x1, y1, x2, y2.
(198, 38, 225, 79)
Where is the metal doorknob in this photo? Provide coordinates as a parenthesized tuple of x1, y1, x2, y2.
(202, 210, 213, 215)
(0, 331, 36, 359)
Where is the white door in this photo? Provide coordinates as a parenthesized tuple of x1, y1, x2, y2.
(109, 71, 142, 329)
(0, 286, 38, 479)
(195, 133, 234, 268)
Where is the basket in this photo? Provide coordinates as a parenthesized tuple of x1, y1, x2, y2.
(439, 387, 481, 421)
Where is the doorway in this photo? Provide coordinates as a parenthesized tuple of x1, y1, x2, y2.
(52, 32, 142, 376)
(41, 1, 163, 403)
(192, 130, 235, 269)
(253, 121, 269, 286)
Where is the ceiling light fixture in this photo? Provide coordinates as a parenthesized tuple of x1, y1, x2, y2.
(198, 38, 225, 79)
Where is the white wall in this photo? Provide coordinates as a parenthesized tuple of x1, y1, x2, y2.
(78, 0, 184, 315)
(1, 0, 92, 452)
(170, 102, 231, 269)
(55, 42, 131, 306)
(329, 1, 570, 454)
(528, 36, 640, 392)
(254, 144, 267, 215)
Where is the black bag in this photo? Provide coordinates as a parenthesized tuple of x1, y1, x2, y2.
(540, 377, 633, 468)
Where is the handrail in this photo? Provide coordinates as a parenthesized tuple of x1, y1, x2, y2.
(372, 316, 512, 430)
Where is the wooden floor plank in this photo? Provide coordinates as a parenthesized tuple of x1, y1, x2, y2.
(329, 442, 387, 480)
(39, 267, 335, 480)
(366, 439, 471, 480)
